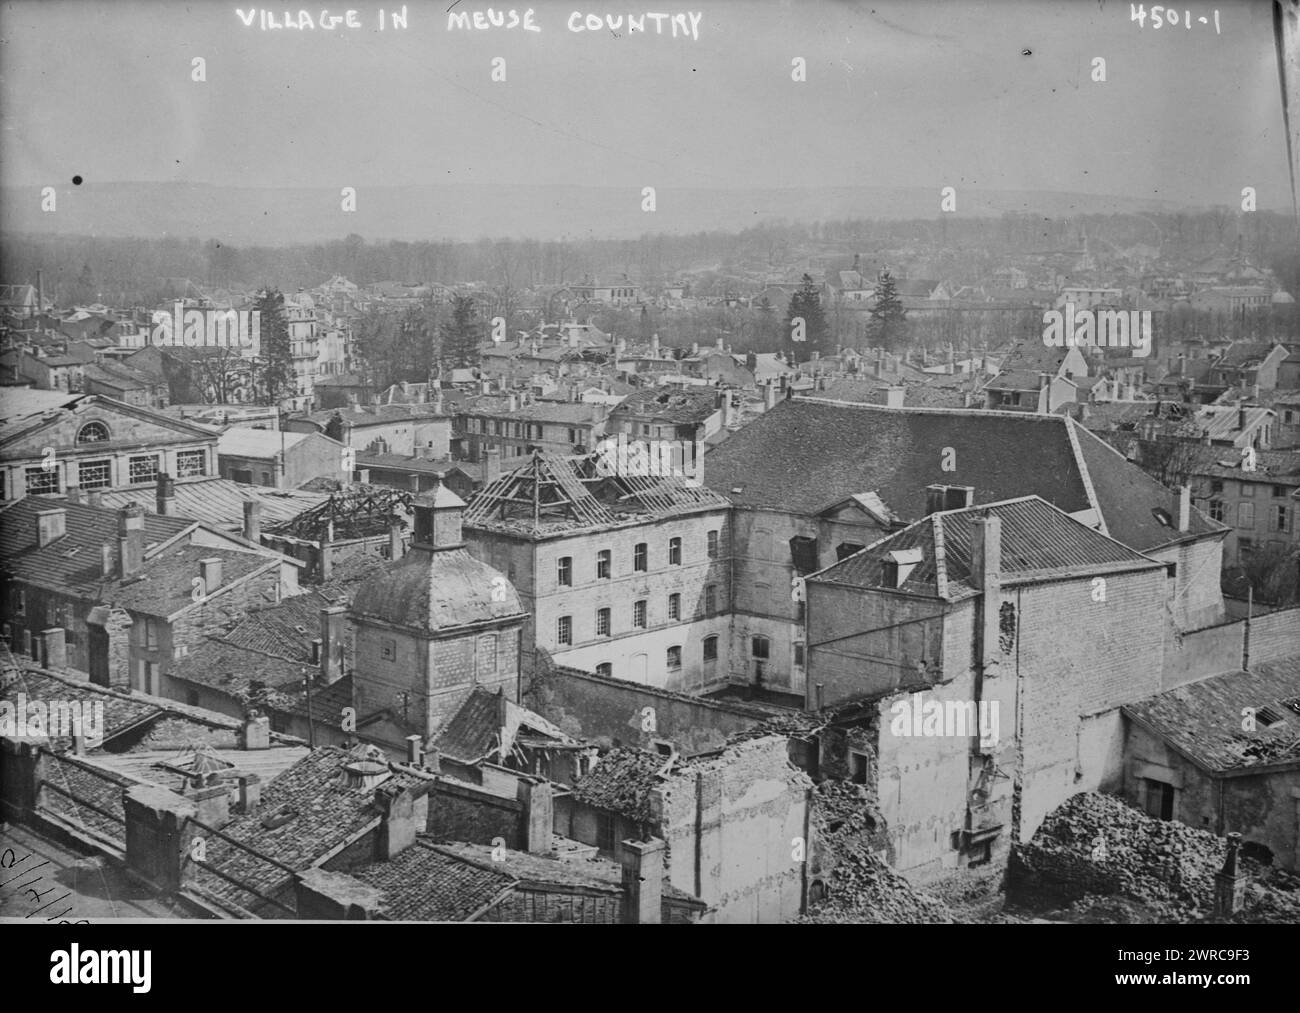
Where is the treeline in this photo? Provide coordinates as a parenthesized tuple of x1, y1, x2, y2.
(3, 210, 1297, 310)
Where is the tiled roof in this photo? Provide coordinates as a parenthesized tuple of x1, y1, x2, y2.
(1123, 656, 1300, 772)
(996, 339, 1080, 375)
(166, 639, 307, 704)
(1185, 447, 1300, 485)
(189, 747, 433, 914)
(609, 387, 719, 425)
(349, 839, 515, 920)
(572, 747, 676, 823)
(0, 497, 193, 599)
(97, 479, 329, 531)
(703, 400, 1090, 518)
(433, 686, 504, 764)
(809, 495, 1163, 599)
(109, 543, 277, 619)
(221, 590, 342, 664)
(1, 665, 161, 745)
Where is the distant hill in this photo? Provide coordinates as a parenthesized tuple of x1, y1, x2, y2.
(0, 181, 1215, 245)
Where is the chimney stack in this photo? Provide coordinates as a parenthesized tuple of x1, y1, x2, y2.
(242, 500, 261, 542)
(117, 503, 146, 579)
(885, 386, 905, 409)
(65, 485, 81, 505)
(620, 838, 665, 925)
(155, 472, 175, 516)
(388, 518, 405, 561)
(485, 447, 502, 483)
(405, 734, 423, 767)
(199, 557, 223, 595)
(101, 543, 114, 577)
(1238, 405, 1247, 433)
(87, 489, 103, 508)
(1177, 485, 1191, 533)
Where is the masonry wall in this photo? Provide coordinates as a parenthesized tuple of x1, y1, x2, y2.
(656, 736, 812, 924)
(480, 886, 622, 923)
(425, 780, 523, 848)
(1149, 536, 1226, 632)
(1123, 721, 1300, 872)
(531, 665, 770, 755)
(1013, 568, 1169, 844)
(1161, 607, 1300, 690)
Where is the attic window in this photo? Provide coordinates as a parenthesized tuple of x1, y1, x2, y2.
(260, 806, 298, 830)
(76, 421, 110, 444)
(1151, 507, 1174, 528)
(1255, 706, 1286, 728)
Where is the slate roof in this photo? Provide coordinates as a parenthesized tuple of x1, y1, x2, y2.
(1184, 448, 1300, 485)
(189, 747, 434, 915)
(809, 495, 1164, 600)
(571, 747, 677, 823)
(1123, 656, 1300, 772)
(96, 479, 329, 530)
(350, 546, 526, 634)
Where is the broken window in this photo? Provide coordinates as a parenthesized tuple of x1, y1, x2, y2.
(1143, 778, 1175, 821)
(836, 542, 865, 561)
(789, 535, 819, 575)
(998, 601, 1016, 656)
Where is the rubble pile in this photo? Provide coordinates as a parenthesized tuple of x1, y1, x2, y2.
(802, 779, 951, 924)
(1012, 792, 1300, 923)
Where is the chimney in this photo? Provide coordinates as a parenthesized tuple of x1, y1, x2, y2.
(651, 333, 660, 356)
(1238, 405, 1247, 432)
(485, 447, 502, 483)
(310, 638, 322, 665)
(691, 341, 699, 356)
(970, 512, 1003, 676)
(320, 604, 348, 684)
(1177, 485, 1191, 533)
(65, 485, 81, 505)
(375, 782, 427, 861)
(517, 777, 554, 854)
(199, 557, 223, 594)
(155, 473, 175, 515)
(508, 394, 518, 412)
(237, 775, 262, 814)
(86, 488, 102, 508)
(242, 500, 261, 542)
(405, 734, 423, 767)
(884, 386, 905, 409)
(242, 711, 271, 749)
(620, 837, 665, 924)
(763, 383, 777, 411)
(117, 503, 146, 579)
(408, 472, 421, 494)
(35, 508, 67, 547)
(101, 543, 114, 577)
(36, 270, 43, 319)
(388, 518, 405, 561)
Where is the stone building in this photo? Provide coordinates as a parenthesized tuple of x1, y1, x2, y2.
(349, 480, 529, 751)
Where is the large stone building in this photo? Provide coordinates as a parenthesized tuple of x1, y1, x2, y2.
(350, 481, 529, 750)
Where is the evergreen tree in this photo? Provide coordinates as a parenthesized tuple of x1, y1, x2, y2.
(440, 293, 480, 369)
(783, 273, 828, 357)
(324, 411, 345, 442)
(254, 288, 293, 405)
(868, 271, 908, 351)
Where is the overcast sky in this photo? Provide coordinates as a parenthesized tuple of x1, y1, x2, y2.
(0, 0, 1290, 207)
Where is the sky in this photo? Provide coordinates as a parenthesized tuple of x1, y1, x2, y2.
(0, 0, 1291, 207)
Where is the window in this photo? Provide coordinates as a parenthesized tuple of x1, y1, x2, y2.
(633, 600, 647, 628)
(1237, 503, 1255, 528)
(596, 549, 611, 580)
(596, 662, 612, 678)
(175, 449, 206, 477)
(793, 642, 805, 668)
(703, 635, 718, 662)
(706, 529, 719, 558)
(666, 645, 682, 671)
(789, 535, 820, 575)
(145, 619, 159, 651)
(1210, 479, 1224, 495)
(836, 542, 865, 561)
(1143, 778, 1175, 821)
(751, 635, 770, 660)
(76, 421, 109, 444)
(633, 542, 648, 572)
(704, 585, 716, 615)
(13, 590, 26, 616)
(1240, 482, 1255, 498)
(25, 466, 58, 495)
(557, 556, 572, 587)
(596, 607, 611, 637)
(128, 454, 159, 485)
(557, 616, 572, 646)
(1239, 537, 1254, 560)
(1273, 485, 1289, 498)
(78, 460, 112, 490)
(596, 812, 616, 852)
(1209, 500, 1225, 522)
(478, 633, 498, 676)
(1272, 505, 1289, 533)
(668, 537, 682, 565)
(667, 593, 680, 620)
(381, 638, 396, 661)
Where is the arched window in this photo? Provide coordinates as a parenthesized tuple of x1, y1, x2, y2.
(76, 421, 110, 444)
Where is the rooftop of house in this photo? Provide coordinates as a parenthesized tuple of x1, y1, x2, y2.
(1185, 447, 1300, 486)
(217, 428, 315, 459)
(432, 685, 581, 767)
(608, 387, 720, 425)
(346, 839, 516, 920)
(1123, 655, 1300, 773)
(458, 398, 604, 424)
(702, 398, 1223, 554)
(808, 495, 1165, 600)
(96, 479, 330, 530)
(571, 746, 680, 823)
(1212, 341, 1287, 369)
(463, 452, 730, 538)
(188, 745, 435, 916)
